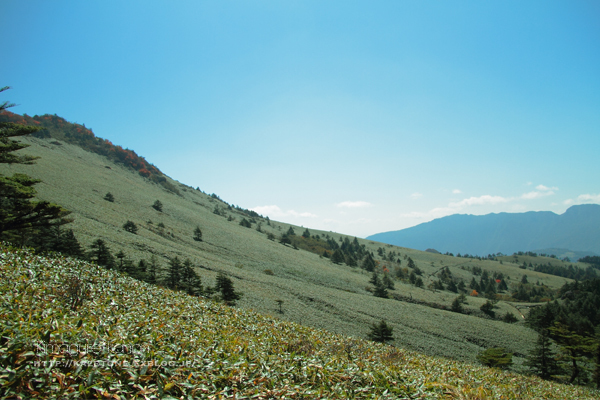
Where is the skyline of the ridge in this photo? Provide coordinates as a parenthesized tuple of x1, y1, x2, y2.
(2, 1, 599, 237)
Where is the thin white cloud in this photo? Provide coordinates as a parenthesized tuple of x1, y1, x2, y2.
(521, 190, 554, 200)
(410, 192, 423, 199)
(336, 201, 372, 208)
(577, 193, 600, 203)
(251, 205, 317, 218)
(449, 195, 509, 208)
(452, 189, 462, 194)
(536, 184, 558, 191)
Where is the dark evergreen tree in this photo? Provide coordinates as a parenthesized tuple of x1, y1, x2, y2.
(0, 90, 72, 242)
(345, 253, 357, 267)
(477, 348, 513, 369)
(123, 220, 138, 234)
(302, 228, 310, 238)
(447, 280, 458, 293)
(181, 258, 203, 296)
(480, 300, 496, 318)
(409, 271, 416, 284)
(88, 239, 115, 269)
(331, 249, 345, 265)
(279, 233, 291, 246)
(361, 252, 376, 272)
(367, 320, 394, 343)
(146, 254, 159, 284)
(167, 256, 182, 290)
(193, 225, 203, 241)
(451, 294, 466, 313)
(286, 226, 296, 236)
(415, 277, 424, 288)
(57, 228, 84, 258)
(152, 199, 163, 212)
(104, 192, 115, 202)
(549, 322, 596, 384)
(239, 218, 251, 228)
(215, 272, 241, 305)
(525, 329, 561, 380)
(382, 272, 395, 290)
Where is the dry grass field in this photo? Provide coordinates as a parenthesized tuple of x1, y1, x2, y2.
(0, 135, 587, 371)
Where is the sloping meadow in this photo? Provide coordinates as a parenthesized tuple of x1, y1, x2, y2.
(1, 245, 597, 399)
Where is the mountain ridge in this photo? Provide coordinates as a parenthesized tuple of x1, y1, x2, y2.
(367, 205, 600, 257)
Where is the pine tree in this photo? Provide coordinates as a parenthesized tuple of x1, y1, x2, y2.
(215, 272, 241, 305)
(382, 272, 395, 290)
(0, 88, 71, 242)
(167, 256, 182, 290)
(193, 225, 203, 241)
(525, 329, 561, 380)
(477, 347, 513, 369)
(88, 239, 115, 269)
(123, 220, 138, 234)
(181, 258, 203, 296)
(152, 199, 163, 212)
(361, 253, 376, 272)
(146, 254, 159, 284)
(331, 249, 345, 265)
(367, 320, 394, 343)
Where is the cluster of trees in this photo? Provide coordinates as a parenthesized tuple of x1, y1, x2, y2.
(579, 256, 600, 268)
(526, 279, 600, 386)
(88, 238, 241, 305)
(532, 263, 597, 281)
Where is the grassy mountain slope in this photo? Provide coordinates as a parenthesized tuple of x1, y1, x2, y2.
(2, 244, 598, 399)
(0, 134, 586, 369)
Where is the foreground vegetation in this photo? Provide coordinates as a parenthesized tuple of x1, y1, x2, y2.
(1, 245, 598, 399)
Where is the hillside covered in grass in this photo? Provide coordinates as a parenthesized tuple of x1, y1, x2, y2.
(2, 244, 598, 399)
(2, 114, 599, 388)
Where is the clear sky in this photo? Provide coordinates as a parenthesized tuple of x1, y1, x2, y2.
(2, 1, 599, 238)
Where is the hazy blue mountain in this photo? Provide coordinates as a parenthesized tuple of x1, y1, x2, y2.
(367, 204, 600, 257)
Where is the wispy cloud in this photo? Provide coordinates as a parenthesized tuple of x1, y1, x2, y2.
(251, 205, 317, 218)
(452, 189, 462, 194)
(336, 201, 372, 208)
(564, 193, 600, 205)
(521, 184, 558, 200)
(410, 192, 423, 200)
(449, 195, 509, 208)
(536, 184, 558, 191)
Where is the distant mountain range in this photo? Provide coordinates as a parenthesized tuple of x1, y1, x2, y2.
(367, 204, 600, 258)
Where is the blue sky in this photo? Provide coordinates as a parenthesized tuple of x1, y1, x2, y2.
(2, 1, 599, 238)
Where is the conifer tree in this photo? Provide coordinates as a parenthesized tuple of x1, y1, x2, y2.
(367, 320, 394, 343)
(477, 347, 513, 369)
(181, 258, 203, 296)
(331, 249, 345, 265)
(167, 256, 182, 290)
(361, 253, 376, 272)
(215, 272, 241, 305)
(382, 272, 395, 290)
(0, 87, 71, 241)
(525, 329, 561, 380)
(193, 225, 203, 241)
(146, 254, 159, 284)
(88, 239, 115, 269)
